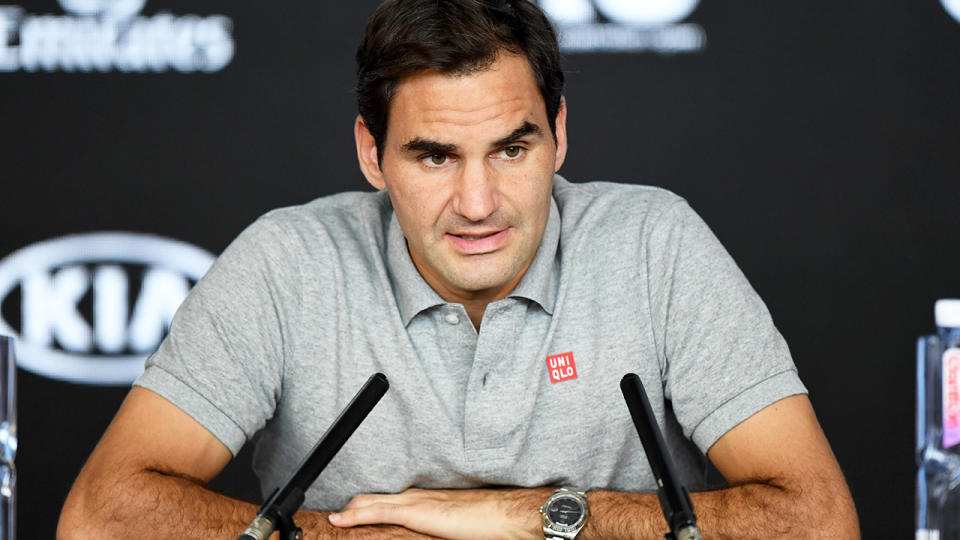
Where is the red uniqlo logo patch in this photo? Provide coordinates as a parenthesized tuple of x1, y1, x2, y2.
(546, 352, 578, 383)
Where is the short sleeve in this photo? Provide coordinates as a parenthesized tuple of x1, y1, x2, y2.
(645, 198, 807, 452)
(135, 215, 298, 455)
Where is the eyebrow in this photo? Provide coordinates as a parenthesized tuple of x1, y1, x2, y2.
(400, 121, 543, 155)
(491, 121, 542, 148)
(401, 139, 457, 155)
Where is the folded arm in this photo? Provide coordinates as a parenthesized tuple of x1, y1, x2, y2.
(57, 386, 437, 539)
(330, 394, 860, 539)
(586, 394, 859, 538)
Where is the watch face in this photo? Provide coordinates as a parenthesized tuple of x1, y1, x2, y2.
(547, 495, 583, 526)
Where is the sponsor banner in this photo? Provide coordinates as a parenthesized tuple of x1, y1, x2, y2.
(0, 232, 214, 385)
(538, 0, 705, 53)
(0, 0, 234, 73)
(944, 0, 960, 23)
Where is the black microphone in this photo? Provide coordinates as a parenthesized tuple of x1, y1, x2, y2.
(620, 373, 702, 540)
(238, 372, 390, 540)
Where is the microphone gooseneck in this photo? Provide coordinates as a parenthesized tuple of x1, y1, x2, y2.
(620, 373, 702, 540)
(238, 372, 390, 540)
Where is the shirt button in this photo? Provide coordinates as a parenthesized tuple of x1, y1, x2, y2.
(444, 312, 460, 325)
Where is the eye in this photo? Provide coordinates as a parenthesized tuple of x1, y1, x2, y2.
(423, 153, 449, 167)
(495, 146, 525, 160)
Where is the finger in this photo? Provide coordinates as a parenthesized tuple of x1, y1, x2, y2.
(342, 488, 446, 511)
(329, 502, 411, 528)
(341, 492, 404, 511)
(341, 493, 373, 511)
(399, 487, 446, 500)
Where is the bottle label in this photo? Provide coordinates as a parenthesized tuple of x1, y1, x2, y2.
(943, 347, 960, 448)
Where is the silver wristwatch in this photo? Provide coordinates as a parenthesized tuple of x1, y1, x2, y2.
(540, 487, 589, 539)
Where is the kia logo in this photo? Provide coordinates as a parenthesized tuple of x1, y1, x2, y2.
(0, 232, 214, 385)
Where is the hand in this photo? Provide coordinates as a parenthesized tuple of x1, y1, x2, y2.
(328, 487, 553, 540)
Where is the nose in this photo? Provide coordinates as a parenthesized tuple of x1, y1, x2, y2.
(452, 160, 498, 222)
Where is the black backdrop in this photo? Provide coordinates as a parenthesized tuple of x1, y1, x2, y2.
(2, 1, 959, 537)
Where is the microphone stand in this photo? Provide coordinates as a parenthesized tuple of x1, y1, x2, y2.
(620, 373, 703, 540)
(238, 372, 390, 540)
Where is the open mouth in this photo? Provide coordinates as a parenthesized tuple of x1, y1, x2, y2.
(457, 232, 498, 240)
(446, 229, 509, 254)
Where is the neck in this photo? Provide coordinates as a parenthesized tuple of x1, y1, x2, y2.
(407, 243, 534, 331)
(428, 274, 526, 331)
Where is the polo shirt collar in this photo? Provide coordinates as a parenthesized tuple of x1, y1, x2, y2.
(388, 213, 445, 326)
(506, 197, 559, 315)
(387, 196, 561, 327)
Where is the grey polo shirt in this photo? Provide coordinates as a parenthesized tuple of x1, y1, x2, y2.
(137, 176, 805, 510)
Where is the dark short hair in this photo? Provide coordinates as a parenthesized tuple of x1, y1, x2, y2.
(356, 0, 564, 164)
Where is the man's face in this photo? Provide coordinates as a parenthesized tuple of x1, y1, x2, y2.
(356, 53, 567, 302)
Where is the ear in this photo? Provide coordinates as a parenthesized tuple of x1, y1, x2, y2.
(553, 96, 568, 172)
(553, 96, 567, 172)
(354, 115, 386, 190)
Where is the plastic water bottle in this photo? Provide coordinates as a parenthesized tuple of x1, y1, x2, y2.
(938, 300, 960, 456)
(917, 300, 960, 539)
(0, 336, 13, 540)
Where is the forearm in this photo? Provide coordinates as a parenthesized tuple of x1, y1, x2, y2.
(57, 469, 436, 539)
(583, 480, 859, 540)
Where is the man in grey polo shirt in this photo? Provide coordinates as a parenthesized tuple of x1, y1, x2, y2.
(59, 1, 859, 538)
